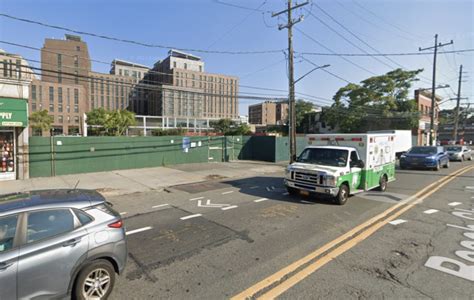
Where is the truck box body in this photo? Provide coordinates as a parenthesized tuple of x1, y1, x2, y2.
(284, 133, 396, 200)
(368, 130, 412, 157)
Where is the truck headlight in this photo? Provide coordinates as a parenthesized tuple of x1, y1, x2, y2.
(285, 167, 291, 178)
(325, 175, 337, 187)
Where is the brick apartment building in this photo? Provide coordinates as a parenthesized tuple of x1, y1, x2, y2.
(414, 89, 442, 146)
(248, 101, 288, 125)
(144, 50, 239, 122)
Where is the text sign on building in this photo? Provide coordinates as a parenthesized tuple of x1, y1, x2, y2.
(0, 98, 28, 127)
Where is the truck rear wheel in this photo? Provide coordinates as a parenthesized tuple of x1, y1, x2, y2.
(378, 175, 387, 192)
(335, 184, 349, 205)
(287, 187, 299, 196)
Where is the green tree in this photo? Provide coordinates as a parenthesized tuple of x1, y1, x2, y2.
(86, 108, 136, 136)
(295, 99, 314, 130)
(325, 68, 422, 133)
(210, 118, 235, 135)
(29, 110, 53, 133)
(231, 123, 252, 135)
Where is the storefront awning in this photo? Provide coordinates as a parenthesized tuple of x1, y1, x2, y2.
(0, 98, 28, 127)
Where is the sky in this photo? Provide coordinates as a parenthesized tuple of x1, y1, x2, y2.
(0, 0, 473, 116)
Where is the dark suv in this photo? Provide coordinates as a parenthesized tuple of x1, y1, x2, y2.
(0, 189, 127, 299)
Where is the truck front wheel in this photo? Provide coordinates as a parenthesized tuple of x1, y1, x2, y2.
(287, 187, 299, 196)
(378, 175, 387, 192)
(335, 184, 349, 205)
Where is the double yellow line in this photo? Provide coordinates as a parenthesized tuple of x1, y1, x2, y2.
(232, 164, 474, 300)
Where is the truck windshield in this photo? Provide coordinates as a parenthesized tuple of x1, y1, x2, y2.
(297, 148, 349, 167)
(408, 147, 437, 155)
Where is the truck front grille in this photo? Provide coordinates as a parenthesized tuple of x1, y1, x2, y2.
(294, 171, 320, 185)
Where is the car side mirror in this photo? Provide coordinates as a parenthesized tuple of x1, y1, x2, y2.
(357, 159, 365, 168)
(351, 160, 364, 168)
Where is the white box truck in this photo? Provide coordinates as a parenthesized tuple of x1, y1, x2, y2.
(284, 133, 396, 205)
(369, 130, 412, 158)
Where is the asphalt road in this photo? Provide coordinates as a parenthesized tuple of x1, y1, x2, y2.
(108, 160, 474, 299)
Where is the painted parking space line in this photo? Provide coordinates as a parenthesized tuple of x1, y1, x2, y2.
(180, 214, 202, 220)
(254, 198, 268, 203)
(189, 196, 204, 201)
(152, 204, 169, 209)
(423, 209, 439, 214)
(448, 202, 462, 206)
(120, 212, 127, 216)
(222, 205, 238, 211)
(388, 219, 407, 225)
(126, 226, 152, 235)
(222, 191, 234, 195)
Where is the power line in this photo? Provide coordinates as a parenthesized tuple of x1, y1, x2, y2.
(298, 48, 474, 57)
(295, 28, 376, 75)
(212, 0, 271, 13)
(0, 13, 283, 55)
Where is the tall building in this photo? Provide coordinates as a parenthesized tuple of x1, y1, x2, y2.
(144, 50, 239, 121)
(0, 50, 34, 180)
(248, 101, 288, 125)
(29, 34, 142, 135)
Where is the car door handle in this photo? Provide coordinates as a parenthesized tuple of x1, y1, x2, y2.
(62, 238, 81, 247)
(0, 262, 13, 271)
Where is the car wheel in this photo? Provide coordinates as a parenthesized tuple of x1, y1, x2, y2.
(74, 259, 115, 300)
(378, 175, 388, 192)
(287, 186, 299, 196)
(469, 156, 472, 161)
(434, 161, 440, 171)
(335, 184, 349, 205)
(444, 160, 449, 168)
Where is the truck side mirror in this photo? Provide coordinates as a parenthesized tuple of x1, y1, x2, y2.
(357, 160, 365, 168)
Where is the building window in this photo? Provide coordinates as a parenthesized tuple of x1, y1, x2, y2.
(74, 71, 79, 84)
(106, 81, 110, 95)
(101, 96, 104, 107)
(58, 116, 63, 123)
(58, 104, 63, 113)
(49, 86, 54, 101)
(3, 60, 7, 77)
(132, 71, 137, 78)
(184, 63, 187, 70)
(58, 87, 63, 103)
(74, 88, 79, 112)
(57, 54, 62, 68)
(74, 116, 79, 124)
(58, 72, 62, 83)
(100, 79, 104, 94)
(15, 59, 21, 78)
(199, 65, 202, 72)
(74, 56, 78, 68)
(173, 61, 176, 68)
(31, 85, 36, 100)
(124, 70, 129, 77)
(76, 46, 80, 51)
(119, 69, 122, 76)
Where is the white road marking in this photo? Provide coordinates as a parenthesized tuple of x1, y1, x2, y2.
(152, 204, 169, 209)
(222, 205, 238, 211)
(465, 186, 474, 190)
(389, 219, 407, 225)
(283, 192, 289, 196)
(197, 199, 229, 208)
(189, 196, 204, 201)
(222, 191, 234, 195)
(448, 202, 462, 206)
(249, 186, 259, 189)
(126, 226, 152, 235)
(254, 198, 268, 202)
(120, 212, 127, 215)
(423, 209, 439, 214)
(300, 200, 313, 204)
(180, 214, 202, 220)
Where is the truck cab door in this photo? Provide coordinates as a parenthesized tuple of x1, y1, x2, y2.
(349, 151, 362, 190)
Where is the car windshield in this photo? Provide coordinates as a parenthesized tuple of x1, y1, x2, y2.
(446, 146, 462, 152)
(297, 148, 349, 167)
(408, 147, 437, 155)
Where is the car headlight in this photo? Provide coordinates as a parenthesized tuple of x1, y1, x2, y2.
(325, 175, 337, 186)
(426, 156, 436, 160)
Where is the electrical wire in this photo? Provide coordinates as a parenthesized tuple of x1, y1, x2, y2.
(0, 13, 283, 55)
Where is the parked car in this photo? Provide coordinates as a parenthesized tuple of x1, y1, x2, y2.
(445, 145, 473, 161)
(0, 189, 127, 300)
(399, 146, 449, 171)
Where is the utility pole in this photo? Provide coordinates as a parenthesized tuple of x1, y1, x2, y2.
(453, 64, 464, 141)
(419, 34, 453, 146)
(272, 0, 308, 163)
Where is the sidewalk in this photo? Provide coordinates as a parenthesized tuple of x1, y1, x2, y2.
(0, 161, 285, 197)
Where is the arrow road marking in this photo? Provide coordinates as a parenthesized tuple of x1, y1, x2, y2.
(197, 199, 230, 208)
